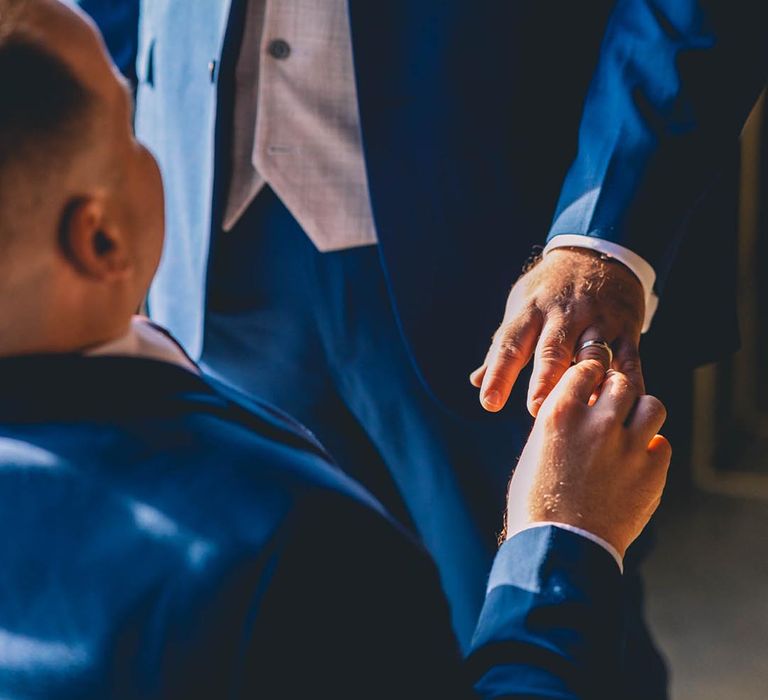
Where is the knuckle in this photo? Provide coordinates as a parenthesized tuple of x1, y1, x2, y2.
(620, 356, 643, 376)
(646, 399, 668, 426)
(497, 317, 526, 340)
(544, 396, 580, 423)
(594, 412, 619, 436)
(532, 373, 560, 398)
(612, 295, 645, 326)
(499, 300, 536, 328)
(538, 342, 571, 367)
(608, 371, 634, 396)
(497, 337, 525, 363)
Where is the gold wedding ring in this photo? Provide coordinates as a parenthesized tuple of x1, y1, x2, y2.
(574, 339, 613, 368)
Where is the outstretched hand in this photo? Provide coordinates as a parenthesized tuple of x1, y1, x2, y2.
(470, 247, 645, 415)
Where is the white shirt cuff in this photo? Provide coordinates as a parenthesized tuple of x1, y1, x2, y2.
(513, 522, 624, 573)
(543, 234, 659, 333)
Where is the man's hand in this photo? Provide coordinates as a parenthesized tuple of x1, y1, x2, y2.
(505, 359, 671, 558)
(470, 247, 645, 415)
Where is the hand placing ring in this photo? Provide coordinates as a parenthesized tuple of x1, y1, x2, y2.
(574, 339, 613, 369)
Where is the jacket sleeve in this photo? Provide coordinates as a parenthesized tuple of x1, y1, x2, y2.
(469, 527, 624, 699)
(239, 490, 624, 699)
(548, 0, 768, 292)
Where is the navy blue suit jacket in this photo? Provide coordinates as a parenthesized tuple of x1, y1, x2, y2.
(128, 0, 621, 412)
(0, 355, 622, 698)
(77, 0, 138, 84)
(548, 0, 768, 365)
(93, 0, 762, 408)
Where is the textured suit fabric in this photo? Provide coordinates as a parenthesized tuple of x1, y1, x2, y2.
(201, 186, 532, 646)
(222, 0, 379, 250)
(0, 354, 623, 698)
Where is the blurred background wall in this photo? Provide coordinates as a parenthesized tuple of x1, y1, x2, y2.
(644, 94, 768, 700)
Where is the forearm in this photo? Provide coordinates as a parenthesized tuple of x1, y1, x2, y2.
(549, 0, 768, 292)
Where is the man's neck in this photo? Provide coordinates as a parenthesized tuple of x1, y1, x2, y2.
(0, 317, 131, 359)
(86, 316, 199, 374)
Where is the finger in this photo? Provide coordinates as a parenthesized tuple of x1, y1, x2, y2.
(613, 336, 645, 394)
(527, 318, 582, 415)
(471, 339, 497, 388)
(480, 306, 542, 412)
(469, 364, 486, 388)
(540, 357, 607, 409)
(647, 434, 672, 470)
(594, 370, 639, 423)
(573, 325, 615, 372)
(628, 395, 668, 445)
(573, 328, 613, 404)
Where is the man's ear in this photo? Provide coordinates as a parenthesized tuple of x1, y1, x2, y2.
(58, 196, 130, 280)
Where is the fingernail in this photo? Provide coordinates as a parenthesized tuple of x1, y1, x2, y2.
(482, 390, 501, 410)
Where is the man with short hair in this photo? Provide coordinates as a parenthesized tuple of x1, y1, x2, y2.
(0, 2, 671, 697)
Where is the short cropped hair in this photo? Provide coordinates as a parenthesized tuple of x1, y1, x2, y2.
(0, 37, 93, 172)
(0, 4, 95, 234)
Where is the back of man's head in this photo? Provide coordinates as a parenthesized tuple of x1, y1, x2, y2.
(0, 12, 96, 253)
(0, 0, 164, 357)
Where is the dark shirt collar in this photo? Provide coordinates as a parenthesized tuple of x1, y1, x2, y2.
(0, 353, 332, 463)
(0, 354, 213, 423)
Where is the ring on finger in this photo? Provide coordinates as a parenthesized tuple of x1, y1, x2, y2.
(574, 339, 613, 367)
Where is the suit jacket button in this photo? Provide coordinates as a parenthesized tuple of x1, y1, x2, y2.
(267, 39, 291, 60)
(208, 60, 217, 82)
